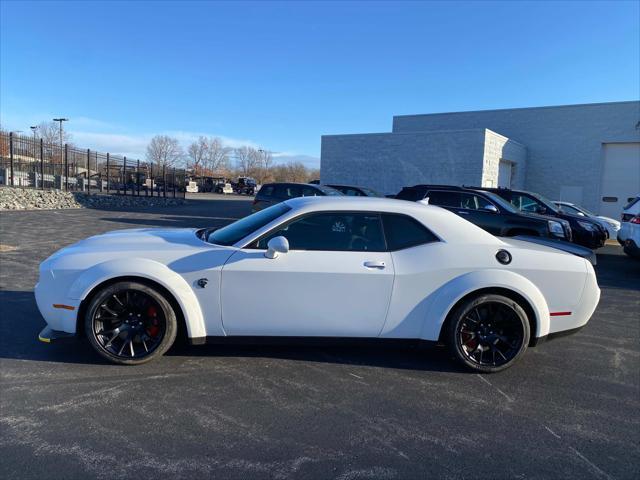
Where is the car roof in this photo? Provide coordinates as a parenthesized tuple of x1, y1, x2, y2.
(280, 196, 502, 245)
(263, 182, 320, 186)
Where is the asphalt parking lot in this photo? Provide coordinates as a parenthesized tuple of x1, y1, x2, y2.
(1, 195, 639, 479)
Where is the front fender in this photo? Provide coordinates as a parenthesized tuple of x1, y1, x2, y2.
(68, 258, 206, 339)
(421, 269, 550, 342)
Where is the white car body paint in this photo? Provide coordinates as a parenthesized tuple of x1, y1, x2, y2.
(554, 200, 621, 238)
(35, 197, 600, 345)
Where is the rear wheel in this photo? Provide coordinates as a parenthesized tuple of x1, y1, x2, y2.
(84, 281, 177, 365)
(447, 294, 530, 373)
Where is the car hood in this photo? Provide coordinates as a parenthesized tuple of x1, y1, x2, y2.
(42, 228, 222, 270)
(70, 228, 206, 251)
(596, 216, 620, 227)
(502, 235, 597, 265)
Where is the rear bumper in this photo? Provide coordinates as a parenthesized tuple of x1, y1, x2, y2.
(531, 324, 586, 346)
(623, 239, 640, 258)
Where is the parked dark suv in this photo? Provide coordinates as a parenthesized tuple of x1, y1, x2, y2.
(326, 184, 383, 197)
(395, 185, 572, 241)
(252, 182, 342, 212)
(476, 187, 607, 249)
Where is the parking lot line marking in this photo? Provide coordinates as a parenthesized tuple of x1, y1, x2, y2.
(348, 373, 364, 379)
(569, 446, 613, 480)
(476, 374, 514, 402)
(544, 425, 561, 439)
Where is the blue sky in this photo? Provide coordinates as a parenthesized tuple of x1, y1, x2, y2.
(1, 0, 638, 166)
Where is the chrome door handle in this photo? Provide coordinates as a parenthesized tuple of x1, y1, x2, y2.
(458, 210, 469, 215)
(364, 261, 386, 269)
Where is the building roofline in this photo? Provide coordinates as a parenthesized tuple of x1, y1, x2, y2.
(322, 127, 489, 139)
(393, 100, 640, 120)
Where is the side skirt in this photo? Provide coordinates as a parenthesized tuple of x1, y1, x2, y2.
(188, 336, 439, 349)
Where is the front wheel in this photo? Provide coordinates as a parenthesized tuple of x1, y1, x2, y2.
(84, 281, 177, 365)
(447, 294, 530, 373)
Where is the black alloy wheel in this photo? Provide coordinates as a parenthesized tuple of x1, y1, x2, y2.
(85, 281, 177, 365)
(448, 294, 530, 373)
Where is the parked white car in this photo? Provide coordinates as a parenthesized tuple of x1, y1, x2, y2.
(36, 197, 600, 372)
(618, 216, 640, 258)
(617, 195, 640, 246)
(554, 201, 620, 239)
(216, 182, 234, 194)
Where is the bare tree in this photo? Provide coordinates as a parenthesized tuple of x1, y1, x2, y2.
(206, 137, 232, 174)
(234, 146, 260, 176)
(37, 121, 72, 145)
(146, 135, 183, 168)
(259, 149, 273, 170)
(187, 136, 208, 176)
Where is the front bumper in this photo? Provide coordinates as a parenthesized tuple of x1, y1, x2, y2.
(34, 275, 80, 334)
(573, 229, 606, 249)
(38, 326, 76, 344)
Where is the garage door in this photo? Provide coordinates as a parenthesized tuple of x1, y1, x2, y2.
(498, 160, 513, 188)
(599, 143, 640, 218)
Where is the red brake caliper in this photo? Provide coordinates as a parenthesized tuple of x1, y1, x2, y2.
(146, 306, 159, 337)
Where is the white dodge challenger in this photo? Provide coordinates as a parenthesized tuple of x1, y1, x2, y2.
(36, 197, 600, 372)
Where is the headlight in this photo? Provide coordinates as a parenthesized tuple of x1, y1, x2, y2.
(548, 220, 566, 237)
(578, 221, 598, 232)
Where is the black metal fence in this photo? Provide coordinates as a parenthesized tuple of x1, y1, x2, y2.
(0, 131, 186, 198)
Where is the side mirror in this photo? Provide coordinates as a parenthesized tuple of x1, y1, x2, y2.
(265, 236, 289, 259)
(536, 206, 547, 214)
(482, 204, 498, 213)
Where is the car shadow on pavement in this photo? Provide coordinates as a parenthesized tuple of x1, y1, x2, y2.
(595, 249, 640, 291)
(0, 289, 463, 373)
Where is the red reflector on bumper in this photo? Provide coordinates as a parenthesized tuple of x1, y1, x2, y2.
(550, 311, 571, 316)
(53, 304, 75, 310)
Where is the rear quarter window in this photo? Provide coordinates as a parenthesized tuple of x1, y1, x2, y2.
(382, 214, 439, 250)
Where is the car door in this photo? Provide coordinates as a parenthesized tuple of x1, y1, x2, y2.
(220, 211, 395, 337)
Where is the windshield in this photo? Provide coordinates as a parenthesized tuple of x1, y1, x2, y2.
(360, 187, 383, 197)
(206, 203, 291, 246)
(316, 185, 343, 196)
(529, 192, 559, 213)
(558, 203, 594, 216)
(480, 191, 518, 213)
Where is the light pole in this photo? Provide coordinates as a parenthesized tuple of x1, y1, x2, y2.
(53, 118, 68, 163)
(30, 126, 38, 140)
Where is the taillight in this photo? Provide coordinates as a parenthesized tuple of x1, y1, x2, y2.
(631, 216, 640, 224)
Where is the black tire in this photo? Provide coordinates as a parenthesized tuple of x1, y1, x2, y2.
(447, 294, 530, 373)
(84, 281, 177, 365)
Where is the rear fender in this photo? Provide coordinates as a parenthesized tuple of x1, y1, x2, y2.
(68, 258, 206, 339)
(422, 269, 550, 341)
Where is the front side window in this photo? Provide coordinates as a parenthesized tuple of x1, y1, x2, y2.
(510, 194, 540, 213)
(460, 193, 494, 211)
(382, 214, 439, 250)
(301, 186, 320, 197)
(207, 203, 291, 246)
(274, 184, 302, 199)
(254, 212, 386, 251)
